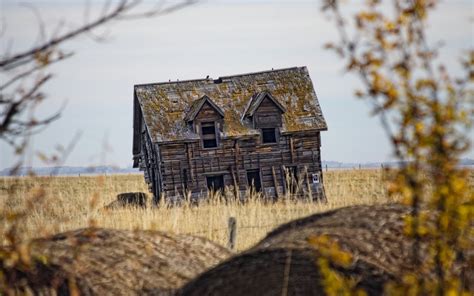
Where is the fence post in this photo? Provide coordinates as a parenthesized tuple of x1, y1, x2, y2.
(228, 216, 237, 250)
(325, 164, 328, 172)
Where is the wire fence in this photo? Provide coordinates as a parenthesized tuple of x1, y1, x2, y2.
(189, 224, 276, 236)
(183, 217, 282, 250)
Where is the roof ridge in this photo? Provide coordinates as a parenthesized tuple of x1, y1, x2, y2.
(134, 78, 209, 88)
(218, 66, 305, 80)
(134, 66, 307, 88)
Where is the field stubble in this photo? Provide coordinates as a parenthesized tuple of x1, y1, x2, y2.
(0, 169, 447, 251)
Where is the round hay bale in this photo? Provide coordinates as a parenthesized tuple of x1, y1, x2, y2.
(179, 203, 469, 296)
(103, 192, 148, 210)
(116, 192, 147, 206)
(5, 228, 231, 295)
(117, 192, 148, 208)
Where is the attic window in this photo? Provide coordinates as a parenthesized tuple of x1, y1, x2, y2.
(261, 128, 277, 144)
(201, 121, 218, 148)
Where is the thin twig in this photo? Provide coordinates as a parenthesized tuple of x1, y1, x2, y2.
(0, 52, 73, 91)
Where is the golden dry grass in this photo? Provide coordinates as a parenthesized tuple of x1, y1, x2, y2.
(3, 169, 470, 251)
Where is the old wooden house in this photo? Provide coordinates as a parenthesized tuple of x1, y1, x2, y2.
(133, 67, 328, 203)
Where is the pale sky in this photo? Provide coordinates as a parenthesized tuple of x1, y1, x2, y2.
(1, 0, 473, 169)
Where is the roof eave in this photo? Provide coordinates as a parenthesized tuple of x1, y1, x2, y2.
(280, 127, 328, 135)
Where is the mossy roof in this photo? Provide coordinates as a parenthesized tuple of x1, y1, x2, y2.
(134, 66, 327, 142)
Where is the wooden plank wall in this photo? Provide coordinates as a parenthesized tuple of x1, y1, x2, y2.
(137, 121, 159, 200)
(253, 97, 283, 128)
(157, 130, 324, 200)
(194, 102, 222, 122)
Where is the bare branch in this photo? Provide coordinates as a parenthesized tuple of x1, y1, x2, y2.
(0, 75, 52, 133)
(0, 0, 134, 69)
(0, 0, 197, 150)
(0, 52, 73, 91)
(118, 0, 198, 20)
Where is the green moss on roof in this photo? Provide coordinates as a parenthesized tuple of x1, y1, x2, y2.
(134, 67, 327, 142)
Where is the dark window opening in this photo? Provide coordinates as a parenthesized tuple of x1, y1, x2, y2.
(203, 139, 217, 148)
(206, 175, 225, 193)
(262, 128, 277, 143)
(246, 169, 262, 192)
(201, 125, 215, 135)
(285, 166, 299, 194)
(182, 169, 188, 191)
(201, 122, 218, 148)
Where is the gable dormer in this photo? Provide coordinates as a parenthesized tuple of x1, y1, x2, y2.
(243, 92, 286, 144)
(243, 92, 286, 129)
(184, 95, 224, 123)
(185, 95, 224, 148)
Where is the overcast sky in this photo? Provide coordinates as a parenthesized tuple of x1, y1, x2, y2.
(1, 0, 473, 169)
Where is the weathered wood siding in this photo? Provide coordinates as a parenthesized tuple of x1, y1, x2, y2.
(132, 96, 142, 160)
(156, 130, 324, 202)
(136, 117, 160, 199)
(253, 97, 283, 128)
(194, 102, 223, 123)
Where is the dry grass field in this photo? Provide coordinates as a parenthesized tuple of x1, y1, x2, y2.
(1, 169, 472, 251)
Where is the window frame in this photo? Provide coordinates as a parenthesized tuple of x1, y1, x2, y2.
(200, 121, 218, 149)
(261, 127, 277, 144)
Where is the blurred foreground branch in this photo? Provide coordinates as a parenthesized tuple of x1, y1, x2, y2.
(321, 0, 473, 294)
(0, 0, 196, 152)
